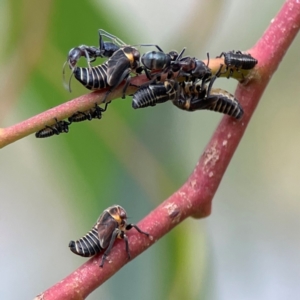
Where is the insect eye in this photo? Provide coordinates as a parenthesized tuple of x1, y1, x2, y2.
(133, 49, 140, 60)
(169, 51, 178, 60)
(68, 48, 81, 66)
(119, 211, 127, 219)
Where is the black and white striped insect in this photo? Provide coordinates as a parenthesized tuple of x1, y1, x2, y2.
(64, 29, 125, 73)
(216, 50, 258, 78)
(173, 82, 244, 120)
(132, 79, 179, 109)
(63, 29, 127, 92)
(70, 44, 140, 102)
(72, 44, 140, 102)
(35, 119, 71, 138)
(73, 62, 110, 91)
(69, 205, 150, 268)
(68, 102, 109, 123)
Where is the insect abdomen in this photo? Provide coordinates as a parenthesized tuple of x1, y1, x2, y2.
(74, 63, 108, 90)
(132, 85, 169, 109)
(208, 88, 244, 119)
(69, 226, 102, 257)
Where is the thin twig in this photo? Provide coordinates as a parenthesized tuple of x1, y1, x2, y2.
(0, 57, 246, 149)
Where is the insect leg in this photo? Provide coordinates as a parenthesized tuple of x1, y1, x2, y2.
(215, 52, 226, 59)
(138, 44, 164, 52)
(99, 229, 119, 268)
(126, 224, 150, 237)
(123, 234, 130, 260)
(98, 29, 126, 46)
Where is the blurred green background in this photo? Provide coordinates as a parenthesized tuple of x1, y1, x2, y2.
(1, 0, 300, 299)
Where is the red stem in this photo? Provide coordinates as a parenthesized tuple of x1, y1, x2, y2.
(35, 1, 300, 299)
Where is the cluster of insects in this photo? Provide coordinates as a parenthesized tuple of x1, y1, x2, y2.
(34, 29, 258, 266)
(35, 29, 258, 138)
(35, 30, 258, 267)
